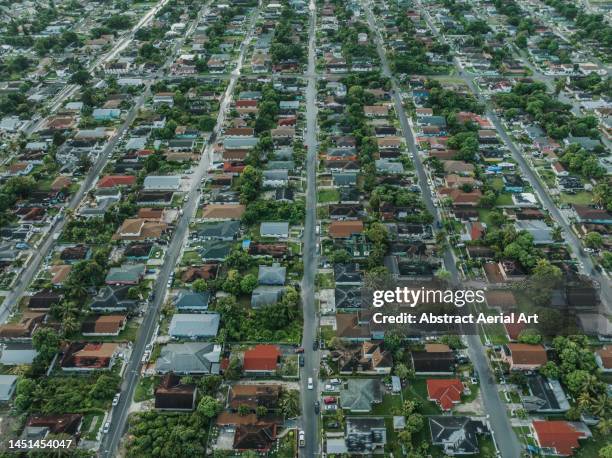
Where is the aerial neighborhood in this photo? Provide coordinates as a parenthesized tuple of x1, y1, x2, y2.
(0, 0, 610, 456)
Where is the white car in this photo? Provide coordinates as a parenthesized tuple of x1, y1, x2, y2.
(102, 422, 111, 434)
(307, 377, 313, 390)
(298, 430, 305, 447)
(112, 393, 121, 406)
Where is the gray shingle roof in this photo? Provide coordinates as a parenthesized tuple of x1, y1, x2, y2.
(155, 342, 221, 374)
(169, 313, 220, 338)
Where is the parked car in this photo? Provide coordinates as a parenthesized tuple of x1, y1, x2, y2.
(102, 422, 110, 434)
(298, 430, 305, 447)
(314, 401, 320, 414)
(323, 396, 336, 405)
(295, 347, 304, 354)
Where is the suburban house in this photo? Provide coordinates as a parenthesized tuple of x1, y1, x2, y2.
(242, 345, 281, 375)
(340, 379, 382, 413)
(531, 420, 589, 456)
(81, 315, 127, 336)
(427, 378, 464, 411)
(522, 374, 570, 413)
(228, 384, 281, 410)
(260, 222, 290, 239)
(154, 373, 197, 411)
(60, 342, 119, 371)
(155, 343, 221, 375)
(173, 291, 211, 311)
(105, 264, 145, 285)
(411, 348, 455, 374)
(429, 416, 489, 455)
(501, 343, 547, 371)
(168, 313, 220, 340)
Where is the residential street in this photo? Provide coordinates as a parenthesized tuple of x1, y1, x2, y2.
(99, 5, 261, 457)
(362, 2, 523, 457)
(299, 0, 320, 455)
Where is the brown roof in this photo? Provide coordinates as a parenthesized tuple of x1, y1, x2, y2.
(50, 265, 71, 285)
(201, 204, 245, 220)
(51, 176, 72, 191)
(137, 208, 164, 220)
(75, 342, 118, 358)
(112, 219, 167, 240)
(0, 312, 45, 339)
(225, 127, 254, 136)
(443, 161, 475, 174)
(425, 343, 451, 353)
(506, 343, 547, 366)
(82, 315, 126, 334)
(335, 313, 370, 339)
(328, 221, 364, 238)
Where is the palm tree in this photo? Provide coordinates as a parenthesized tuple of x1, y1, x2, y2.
(596, 418, 612, 435)
(577, 392, 593, 411)
(590, 394, 611, 418)
(280, 389, 300, 418)
(62, 316, 79, 337)
(579, 374, 600, 396)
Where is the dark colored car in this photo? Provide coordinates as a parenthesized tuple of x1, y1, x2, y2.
(312, 340, 318, 351)
(314, 401, 320, 414)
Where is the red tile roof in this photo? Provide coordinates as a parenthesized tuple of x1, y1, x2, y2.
(243, 345, 281, 372)
(97, 175, 136, 188)
(532, 421, 586, 456)
(426, 378, 463, 410)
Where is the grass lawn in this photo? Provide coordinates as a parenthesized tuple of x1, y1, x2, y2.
(371, 393, 403, 415)
(134, 376, 157, 402)
(181, 250, 202, 266)
(495, 193, 513, 206)
(559, 191, 593, 206)
(478, 209, 495, 226)
(315, 272, 334, 289)
(489, 177, 504, 192)
(403, 378, 440, 415)
(83, 414, 103, 441)
(318, 189, 340, 203)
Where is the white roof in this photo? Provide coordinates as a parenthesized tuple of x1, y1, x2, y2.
(0, 375, 17, 401)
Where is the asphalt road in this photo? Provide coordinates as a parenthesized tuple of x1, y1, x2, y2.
(0, 90, 148, 324)
(2, 0, 174, 321)
(99, 5, 261, 456)
(420, 2, 611, 310)
(23, 0, 171, 137)
(298, 1, 320, 456)
(363, 2, 522, 457)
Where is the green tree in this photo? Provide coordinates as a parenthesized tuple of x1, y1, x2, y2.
(584, 232, 603, 249)
(517, 329, 541, 344)
(240, 274, 258, 295)
(539, 361, 560, 379)
(197, 395, 220, 419)
(280, 389, 300, 418)
(224, 356, 242, 380)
